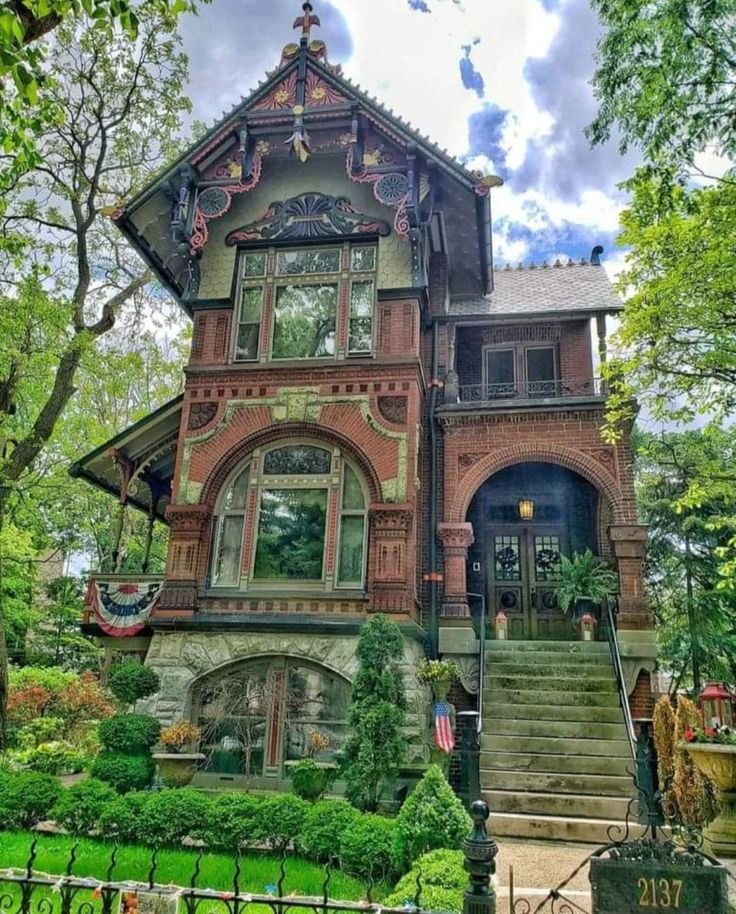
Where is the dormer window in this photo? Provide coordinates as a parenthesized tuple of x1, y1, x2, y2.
(233, 243, 376, 363)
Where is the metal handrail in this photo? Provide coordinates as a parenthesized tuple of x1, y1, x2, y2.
(458, 377, 603, 403)
(467, 592, 486, 734)
(605, 595, 637, 758)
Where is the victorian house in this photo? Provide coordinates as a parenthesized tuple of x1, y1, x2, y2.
(74, 5, 655, 842)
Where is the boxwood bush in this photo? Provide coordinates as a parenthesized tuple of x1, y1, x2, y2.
(98, 791, 152, 843)
(91, 752, 155, 793)
(0, 771, 61, 829)
(98, 714, 160, 753)
(395, 765, 470, 865)
(384, 848, 466, 912)
(52, 779, 118, 835)
(255, 793, 308, 850)
(138, 789, 212, 847)
(108, 662, 160, 708)
(202, 793, 264, 851)
(339, 812, 399, 882)
(299, 800, 360, 862)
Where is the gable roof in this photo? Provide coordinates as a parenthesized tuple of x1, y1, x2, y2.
(450, 260, 623, 319)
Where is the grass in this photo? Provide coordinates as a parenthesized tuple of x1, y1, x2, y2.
(0, 832, 369, 908)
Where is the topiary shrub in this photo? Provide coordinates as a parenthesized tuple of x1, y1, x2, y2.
(298, 799, 360, 862)
(254, 793, 308, 851)
(98, 714, 160, 753)
(108, 662, 160, 708)
(395, 765, 471, 865)
(91, 752, 155, 793)
(384, 849, 466, 913)
(52, 778, 118, 835)
(0, 771, 61, 829)
(339, 812, 400, 883)
(99, 791, 152, 843)
(344, 615, 406, 811)
(138, 788, 212, 847)
(202, 793, 264, 851)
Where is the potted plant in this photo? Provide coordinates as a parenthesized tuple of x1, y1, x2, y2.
(152, 722, 204, 787)
(682, 723, 736, 857)
(416, 658, 460, 700)
(557, 549, 618, 620)
(286, 731, 335, 800)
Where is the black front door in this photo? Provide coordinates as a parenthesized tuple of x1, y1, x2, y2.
(489, 526, 572, 639)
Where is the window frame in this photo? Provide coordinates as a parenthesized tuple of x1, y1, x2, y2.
(482, 341, 560, 397)
(232, 242, 378, 364)
(207, 442, 368, 594)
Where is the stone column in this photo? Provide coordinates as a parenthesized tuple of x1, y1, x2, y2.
(368, 504, 413, 614)
(609, 524, 651, 630)
(438, 522, 474, 618)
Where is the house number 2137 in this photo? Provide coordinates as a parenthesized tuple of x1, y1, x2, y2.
(637, 877, 683, 909)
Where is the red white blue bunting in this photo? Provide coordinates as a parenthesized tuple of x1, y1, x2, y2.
(86, 580, 162, 637)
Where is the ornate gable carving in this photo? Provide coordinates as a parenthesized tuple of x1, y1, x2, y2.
(225, 192, 390, 245)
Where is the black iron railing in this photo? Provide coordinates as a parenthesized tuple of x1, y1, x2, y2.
(604, 595, 637, 757)
(457, 377, 603, 403)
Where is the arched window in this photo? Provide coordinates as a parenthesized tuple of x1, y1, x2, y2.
(194, 657, 351, 783)
(209, 442, 368, 591)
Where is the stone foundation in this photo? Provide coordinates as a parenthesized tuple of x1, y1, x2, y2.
(139, 629, 430, 764)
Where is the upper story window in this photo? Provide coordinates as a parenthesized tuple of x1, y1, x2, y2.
(234, 243, 377, 363)
(210, 442, 368, 592)
(484, 342, 559, 398)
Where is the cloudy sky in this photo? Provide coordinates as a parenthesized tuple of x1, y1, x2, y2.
(178, 0, 639, 277)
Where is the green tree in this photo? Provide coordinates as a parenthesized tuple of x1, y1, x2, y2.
(0, 11, 190, 745)
(343, 615, 407, 811)
(635, 429, 736, 690)
(588, 0, 736, 175)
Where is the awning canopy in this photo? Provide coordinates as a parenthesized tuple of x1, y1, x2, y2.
(69, 396, 183, 522)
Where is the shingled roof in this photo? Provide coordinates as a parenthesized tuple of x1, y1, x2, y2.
(450, 259, 623, 318)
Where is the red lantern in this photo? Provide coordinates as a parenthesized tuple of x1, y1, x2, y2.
(580, 612, 597, 642)
(495, 611, 508, 641)
(699, 682, 734, 729)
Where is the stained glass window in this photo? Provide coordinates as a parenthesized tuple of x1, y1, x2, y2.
(494, 535, 521, 580)
(349, 280, 374, 353)
(263, 445, 331, 475)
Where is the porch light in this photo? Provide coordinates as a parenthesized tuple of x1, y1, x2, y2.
(495, 611, 508, 641)
(580, 612, 597, 642)
(700, 682, 734, 730)
(518, 498, 534, 521)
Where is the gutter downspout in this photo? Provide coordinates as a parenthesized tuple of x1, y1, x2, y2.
(427, 321, 441, 659)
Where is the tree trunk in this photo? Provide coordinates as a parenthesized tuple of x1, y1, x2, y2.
(685, 534, 701, 691)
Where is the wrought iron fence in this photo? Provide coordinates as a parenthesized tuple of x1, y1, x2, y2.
(0, 802, 498, 914)
(457, 378, 603, 403)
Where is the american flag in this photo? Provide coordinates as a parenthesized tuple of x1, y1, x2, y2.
(434, 700, 455, 753)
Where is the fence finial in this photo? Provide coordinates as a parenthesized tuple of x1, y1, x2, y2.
(463, 799, 497, 914)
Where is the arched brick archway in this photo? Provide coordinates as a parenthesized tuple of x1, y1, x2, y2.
(199, 421, 383, 509)
(448, 443, 627, 525)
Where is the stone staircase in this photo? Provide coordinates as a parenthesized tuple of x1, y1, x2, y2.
(481, 640, 635, 843)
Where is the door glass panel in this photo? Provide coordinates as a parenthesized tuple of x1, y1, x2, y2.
(253, 488, 327, 580)
(494, 535, 521, 580)
(534, 535, 562, 580)
(526, 347, 557, 396)
(485, 349, 516, 397)
(272, 284, 337, 359)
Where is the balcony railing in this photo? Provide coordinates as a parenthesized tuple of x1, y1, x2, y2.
(457, 377, 603, 403)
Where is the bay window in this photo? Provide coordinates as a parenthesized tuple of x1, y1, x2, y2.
(209, 443, 368, 591)
(233, 243, 377, 361)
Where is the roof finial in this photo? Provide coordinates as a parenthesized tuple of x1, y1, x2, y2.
(294, 1, 320, 44)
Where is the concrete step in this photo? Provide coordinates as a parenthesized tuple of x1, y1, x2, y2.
(484, 702, 625, 723)
(486, 640, 609, 654)
(481, 750, 631, 777)
(485, 674, 617, 693)
(485, 660, 614, 677)
(487, 789, 633, 821)
(481, 734, 632, 757)
(482, 717, 628, 740)
(486, 810, 643, 844)
(483, 688, 620, 707)
(480, 769, 633, 797)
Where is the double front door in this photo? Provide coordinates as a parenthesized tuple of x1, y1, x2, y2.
(490, 526, 572, 639)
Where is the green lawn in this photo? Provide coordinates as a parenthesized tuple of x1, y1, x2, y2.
(0, 832, 369, 907)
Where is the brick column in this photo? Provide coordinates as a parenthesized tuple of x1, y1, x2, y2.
(368, 504, 413, 614)
(438, 522, 474, 618)
(609, 524, 651, 630)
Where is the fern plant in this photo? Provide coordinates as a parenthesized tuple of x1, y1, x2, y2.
(556, 548, 618, 614)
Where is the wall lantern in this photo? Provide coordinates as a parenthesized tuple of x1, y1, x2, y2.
(700, 682, 735, 729)
(495, 611, 508, 641)
(580, 612, 597, 642)
(518, 499, 534, 521)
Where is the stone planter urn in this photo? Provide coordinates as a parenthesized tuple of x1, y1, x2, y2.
(683, 743, 736, 858)
(152, 751, 205, 788)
